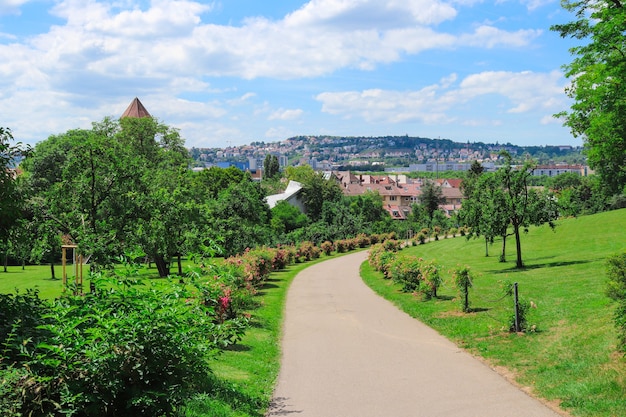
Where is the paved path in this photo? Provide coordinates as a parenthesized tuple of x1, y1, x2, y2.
(268, 251, 565, 417)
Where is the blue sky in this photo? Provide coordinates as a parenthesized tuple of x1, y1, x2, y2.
(0, 0, 581, 148)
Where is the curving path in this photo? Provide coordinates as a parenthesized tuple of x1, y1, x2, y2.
(267, 251, 565, 417)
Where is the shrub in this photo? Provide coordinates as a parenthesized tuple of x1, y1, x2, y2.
(420, 260, 442, 299)
(368, 243, 399, 279)
(320, 240, 334, 256)
(453, 266, 474, 313)
(383, 239, 402, 252)
(448, 227, 458, 237)
(415, 232, 427, 244)
(335, 239, 348, 253)
(389, 255, 422, 292)
(0, 262, 248, 417)
(270, 246, 295, 270)
(296, 241, 320, 262)
(355, 233, 371, 248)
(606, 251, 626, 351)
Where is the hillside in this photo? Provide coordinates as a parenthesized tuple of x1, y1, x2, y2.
(363, 208, 626, 417)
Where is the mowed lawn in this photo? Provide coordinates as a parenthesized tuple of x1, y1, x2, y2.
(362, 208, 626, 417)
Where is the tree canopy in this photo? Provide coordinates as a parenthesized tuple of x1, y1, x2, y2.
(552, 0, 626, 193)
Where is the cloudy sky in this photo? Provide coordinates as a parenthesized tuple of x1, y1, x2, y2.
(1, 0, 581, 148)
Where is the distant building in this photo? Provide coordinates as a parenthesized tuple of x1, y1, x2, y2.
(265, 181, 305, 212)
(532, 165, 588, 177)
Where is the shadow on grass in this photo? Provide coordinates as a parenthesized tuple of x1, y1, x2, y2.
(468, 307, 491, 313)
(223, 343, 251, 352)
(489, 259, 594, 274)
(185, 374, 267, 417)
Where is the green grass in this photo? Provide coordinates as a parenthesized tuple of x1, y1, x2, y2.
(362, 208, 626, 417)
(0, 260, 196, 299)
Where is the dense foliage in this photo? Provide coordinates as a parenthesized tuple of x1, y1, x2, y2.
(552, 0, 626, 194)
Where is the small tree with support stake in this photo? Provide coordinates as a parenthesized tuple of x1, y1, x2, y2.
(62, 244, 84, 294)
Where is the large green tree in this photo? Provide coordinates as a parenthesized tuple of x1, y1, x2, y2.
(22, 117, 191, 274)
(0, 127, 30, 271)
(0, 128, 28, 244)
(552, 1, 626, 193)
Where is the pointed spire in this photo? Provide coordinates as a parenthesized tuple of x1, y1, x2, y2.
(121, 97, 151, 118)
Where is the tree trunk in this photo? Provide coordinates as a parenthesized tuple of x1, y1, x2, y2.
(177, 254, 182, 276)
(3, 250, 7, 272)
(50, 262, 56, 280)
(154, 255, 170, 278)
(514, 224, 524, 268)
(484, 236, 489, 257)
(500, 234, 507, 263)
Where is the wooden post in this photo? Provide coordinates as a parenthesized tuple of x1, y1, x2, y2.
(514, 282, 521, 332)
(61, 245, 80, 293)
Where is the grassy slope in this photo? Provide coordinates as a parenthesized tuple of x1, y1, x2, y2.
(362, 208, 626, 417)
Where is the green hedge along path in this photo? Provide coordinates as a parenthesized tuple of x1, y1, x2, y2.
(268, 251, 566, 417)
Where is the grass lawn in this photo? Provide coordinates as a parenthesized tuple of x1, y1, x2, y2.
(0, 261, 193, 299)
(362, 208, 626, 417)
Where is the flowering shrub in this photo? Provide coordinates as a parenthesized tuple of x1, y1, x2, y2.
(355, 233, 370, 248)
(320, 241, 334, 256)
(296, 241, 320, 262)
(453, 266, 473, 313)
(420, 259, 442, 299)
(383, 239, 402, 252)
(270, 246, 296, 270)
(368, 243, 400, 279)
(389, 255, 423, 292)
(335, 239, 348, 253)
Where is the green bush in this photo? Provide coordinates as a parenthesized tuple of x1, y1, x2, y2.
(453, 266, 474, 313)
(320, 240, 334, 256)
(389, 255, 422, 292)
(420, 260, 442, 299)
(0, 257, 248, 417)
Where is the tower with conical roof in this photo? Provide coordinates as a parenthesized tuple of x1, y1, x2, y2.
(121, 97, 151, 118)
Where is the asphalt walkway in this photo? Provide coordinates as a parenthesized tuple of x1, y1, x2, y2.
(267, 251, 565, 417)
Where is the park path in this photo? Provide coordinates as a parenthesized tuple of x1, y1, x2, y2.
(267, 251, 565, 417)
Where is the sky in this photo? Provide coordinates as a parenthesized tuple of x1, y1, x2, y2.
(0, 0, 583, 149)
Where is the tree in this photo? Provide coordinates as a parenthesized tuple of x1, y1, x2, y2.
(22, 117, 192, 274)
(271, 200, 309, 234)
(496, 152, 558, 268)
(0, 127, 28, 247)
(299, 172, 343, 222)
(206, 180, 272, 256)
(263, 154, 280, 179)
(552, 2, 626, 194)
(348, 191, 388, 227)
(419, 180, 446, 226)
(459, 174, 506, 257)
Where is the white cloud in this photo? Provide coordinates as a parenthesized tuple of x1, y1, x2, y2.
(459, 25, 542, 48)
(0, 0, 30, 15)
(316, 70, 567, 125)
(268, 108, 304, 121)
